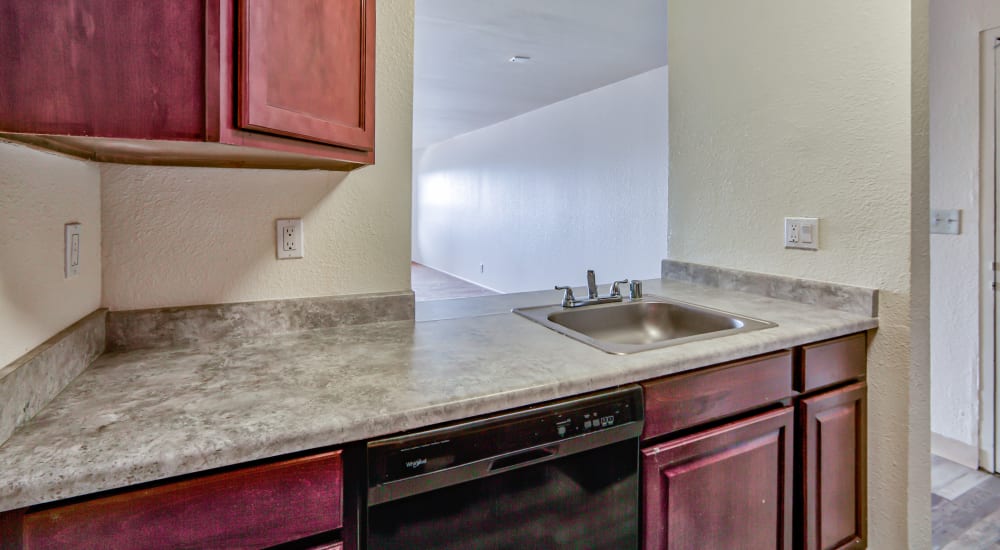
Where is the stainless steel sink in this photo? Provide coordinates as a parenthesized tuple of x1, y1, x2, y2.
(513, 295, 776, 355)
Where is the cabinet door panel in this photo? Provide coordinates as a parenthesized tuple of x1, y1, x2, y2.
(642, 407, 794, 550)
(238, 0, 374, 150)
(801, 382, 866, 550)
(19, 450, 342, 550)
(0, 0, 205, 140)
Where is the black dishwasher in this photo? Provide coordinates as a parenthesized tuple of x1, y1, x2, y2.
(365, 385, 643, 549)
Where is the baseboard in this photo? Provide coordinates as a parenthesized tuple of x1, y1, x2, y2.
(931, 431, 979, 469)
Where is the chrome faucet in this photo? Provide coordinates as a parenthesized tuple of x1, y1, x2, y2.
(610, 279, 629, 298)
(555, 270, 630, 308)
(554, 285, 577, 308)
(586, 270, 598, 299)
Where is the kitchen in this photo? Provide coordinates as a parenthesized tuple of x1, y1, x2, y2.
(0, 1, 927, 549)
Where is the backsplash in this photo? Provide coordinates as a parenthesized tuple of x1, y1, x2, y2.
(662, 260, 878, 318)
(0, 310, 106, 448)
(107, 291, 415, 351)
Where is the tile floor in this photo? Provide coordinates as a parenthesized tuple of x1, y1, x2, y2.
(411, 262, 499, 302)
(932, 454, 1000, 549)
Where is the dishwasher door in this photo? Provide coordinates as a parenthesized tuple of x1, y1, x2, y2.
(365, 386, 643, 550)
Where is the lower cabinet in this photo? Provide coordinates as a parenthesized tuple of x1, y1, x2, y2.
(0, 450, 343, 550)
(640, 333, 868, 550)
(0, 333, 867, 550)
(641, 407, 795, 550)
(800, 382, 867, 550)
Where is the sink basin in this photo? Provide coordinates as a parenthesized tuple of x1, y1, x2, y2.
(513, 295, 776, 355)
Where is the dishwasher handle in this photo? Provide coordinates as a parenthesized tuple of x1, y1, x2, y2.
(368, 421, 640, 506)
(489, 445, 558, 472)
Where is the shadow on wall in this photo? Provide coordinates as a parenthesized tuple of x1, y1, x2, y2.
(99, 164, 349, 311)
(0, 142, 102, 366)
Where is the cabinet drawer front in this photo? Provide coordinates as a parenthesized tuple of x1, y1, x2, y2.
(641, 351, 794, 441)
(21, 450, 342, 550)
(641, 407, 794, 550)
(798, 333, 866, 392)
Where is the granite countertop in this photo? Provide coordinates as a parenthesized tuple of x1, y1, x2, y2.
(0, 278, 878, 512)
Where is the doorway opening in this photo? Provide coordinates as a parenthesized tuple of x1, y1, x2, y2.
(410, 1, 670, 302)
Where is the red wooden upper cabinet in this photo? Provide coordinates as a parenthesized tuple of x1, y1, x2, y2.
(238, 0, 374, 151)
(0, 0, 375, 171)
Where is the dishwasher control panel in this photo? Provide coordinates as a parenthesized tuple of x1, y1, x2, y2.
(554, 400, 627, 438)
(368, 386, 644, 486)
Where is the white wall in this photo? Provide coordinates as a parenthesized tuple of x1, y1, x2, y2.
(411, 146, 426, 266)
(667, 1, 929, 547)
(928, 0, 1000, 467)
(101, 0, 414, 311)
(413, 65, 669, 293)
(0, 142, 102, 367)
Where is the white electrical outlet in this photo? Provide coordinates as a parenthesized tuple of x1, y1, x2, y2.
(276, 219, 304, 259)
(784, 217, 819, 250)
(65, 223, 81, 278)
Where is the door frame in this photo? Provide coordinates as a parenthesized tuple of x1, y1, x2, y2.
(979, 27, 1000, 473)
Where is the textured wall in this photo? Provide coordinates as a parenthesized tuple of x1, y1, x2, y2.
(912, 1, 931, 544)
(0, 142, 102, 367)
(412, 66, 669, 293)
(102, 0, 414, 311)
(667, 0, 929, 546)
(928, 0, 1000, 466)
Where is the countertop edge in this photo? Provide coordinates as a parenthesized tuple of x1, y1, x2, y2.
(0, 313, 877, 513)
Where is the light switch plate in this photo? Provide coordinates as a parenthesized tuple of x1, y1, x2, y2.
(276, 219, 304, 259)
(930, 209, 961, 235)
(784, 217, 819, 250)
(65, 223, 81, 278)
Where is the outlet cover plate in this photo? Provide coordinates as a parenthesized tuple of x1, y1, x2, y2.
(930, 209, 961, 235)
(276, 219, 304, 259)
(784, 217, 819, 250)
(65, 223, 81, 278)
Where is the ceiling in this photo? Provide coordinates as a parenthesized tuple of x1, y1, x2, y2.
(413, 0, 669, 150)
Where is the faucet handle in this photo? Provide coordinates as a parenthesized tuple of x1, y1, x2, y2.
(610, 279, 629, 297)
(555, 286, 576, 307)
(629, 280, 643, 299)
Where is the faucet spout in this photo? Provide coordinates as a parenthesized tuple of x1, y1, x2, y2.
(554, 270, 633, 308)
(586, 270, 598, 299)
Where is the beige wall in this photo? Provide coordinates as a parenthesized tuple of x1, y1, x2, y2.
(102, 0, 414, 311)
(667, 0, 929, 546)
(0, 142, 102, 367)
(3, 0, 413, 365)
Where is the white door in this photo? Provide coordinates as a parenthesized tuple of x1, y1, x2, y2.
(988, 28, 1000, 473)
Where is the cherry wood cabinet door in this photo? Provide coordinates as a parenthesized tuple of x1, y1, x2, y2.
(0, 0, 205, 140)
(641, 407, 794, 550)
(3, 450, 342, 550)
(800, 382, 867, 550)
(238, 0, 375, 151)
